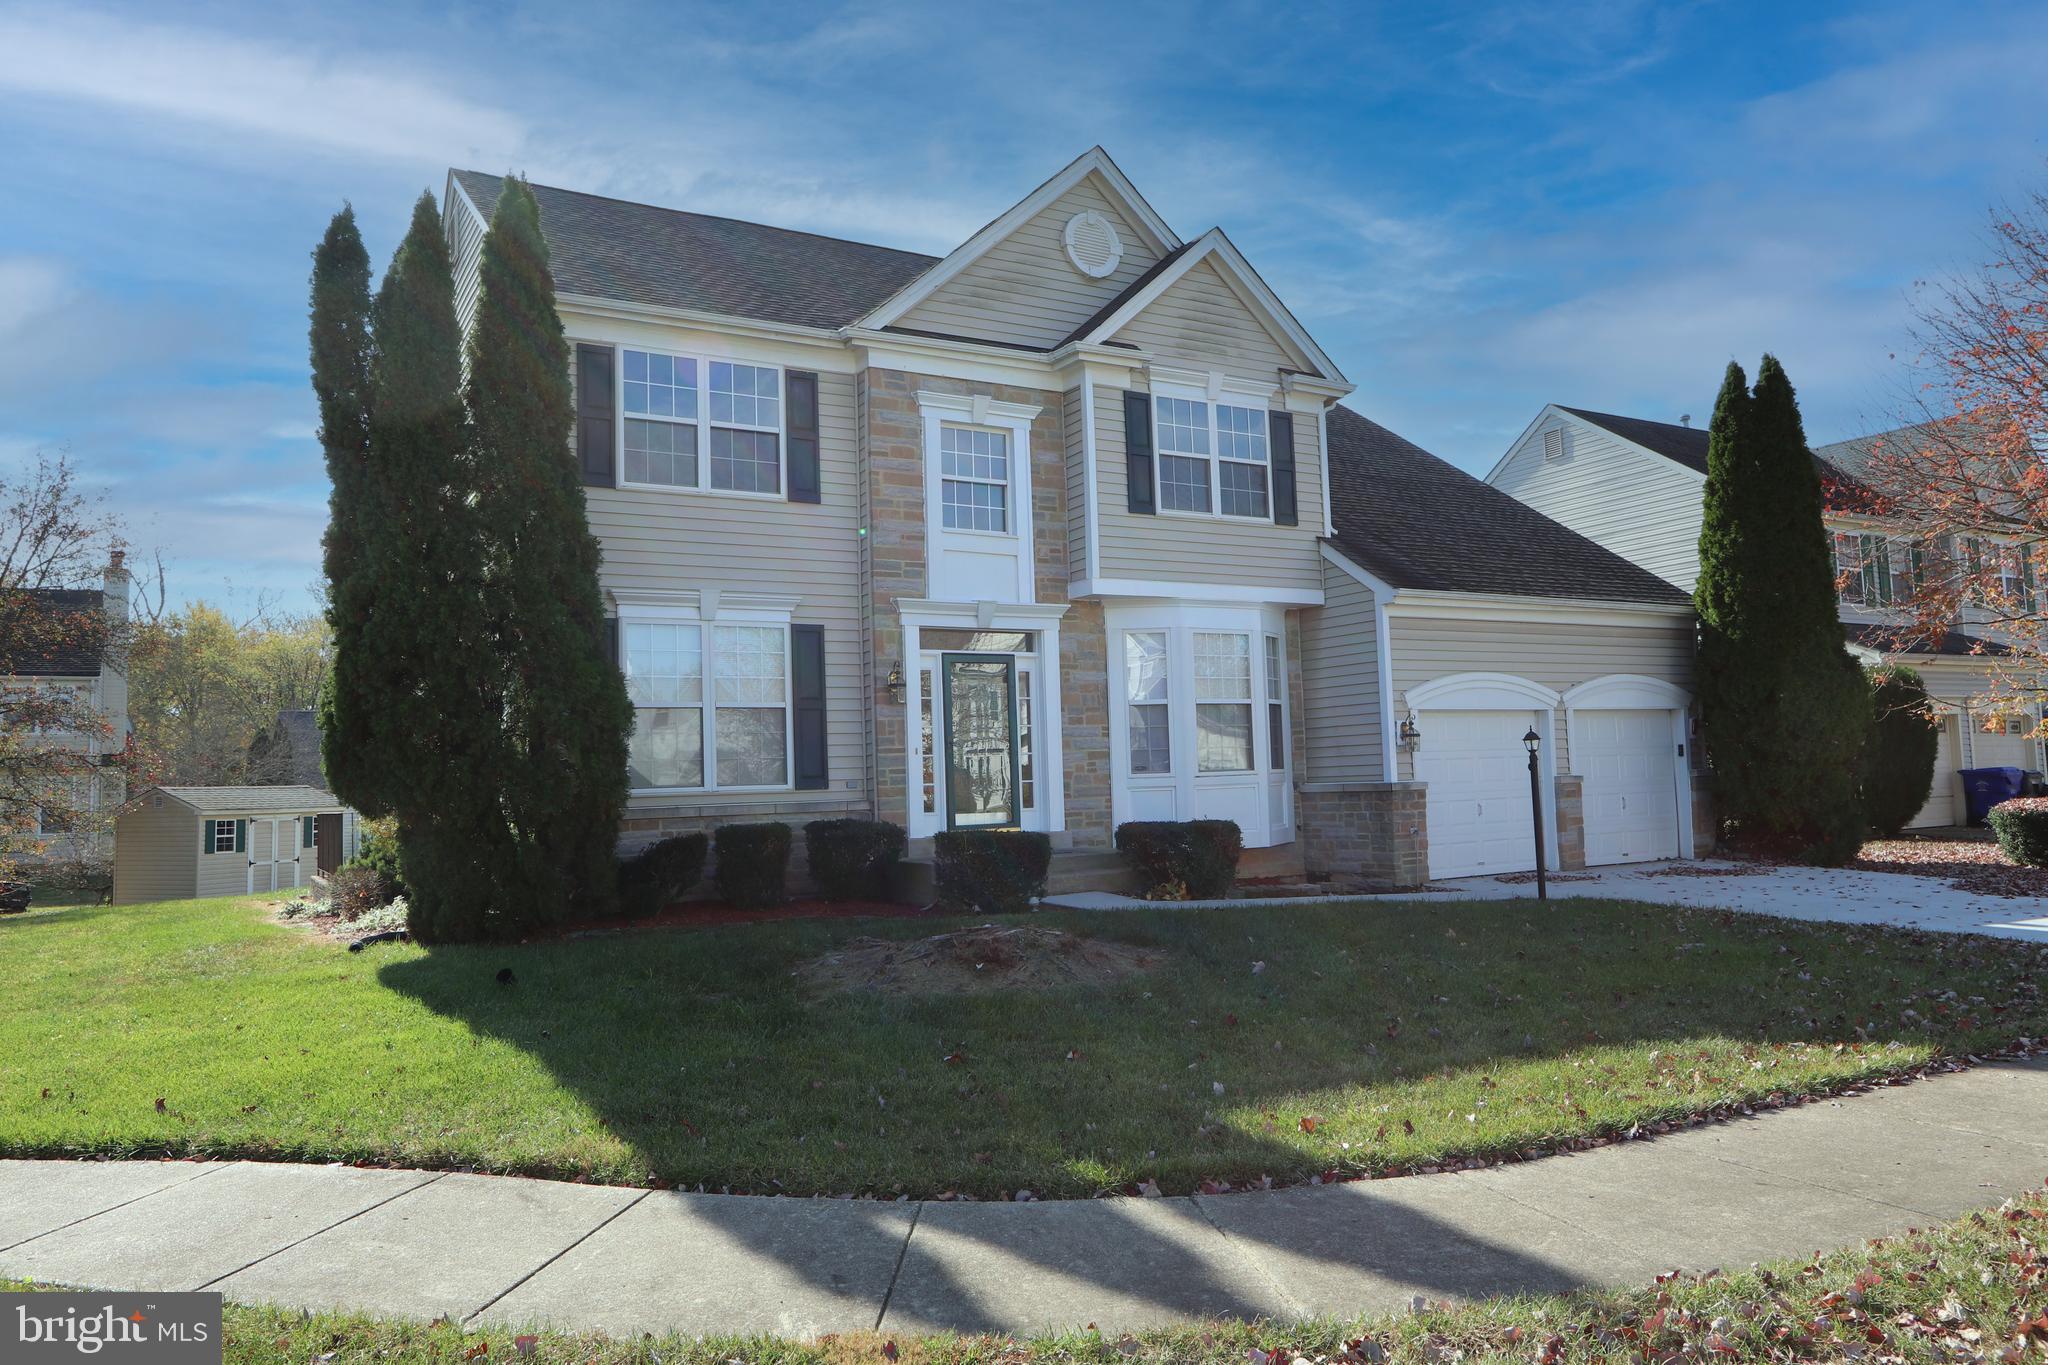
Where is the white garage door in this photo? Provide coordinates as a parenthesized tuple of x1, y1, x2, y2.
(1417, 710, 1538, 879)
(1972, 718, 2042, 775)
(1906, 715, 1961, 830)
(1575, 709, 1680, 866)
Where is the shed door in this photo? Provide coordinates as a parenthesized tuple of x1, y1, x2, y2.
(1576, 709, 1681, 866)
(1416, 710, 1539, 879)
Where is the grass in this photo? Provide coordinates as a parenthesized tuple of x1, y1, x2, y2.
(1, 892, 2045, 1199)
(11, 1187, 2048, 1362)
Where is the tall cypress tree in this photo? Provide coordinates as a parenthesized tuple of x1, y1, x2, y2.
(1695, 354, 1869, 863)
(309, 208, 375, 803)
(462, 176, 632, 935)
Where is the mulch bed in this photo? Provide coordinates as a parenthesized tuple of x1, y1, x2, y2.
(567, 898, 928, 936)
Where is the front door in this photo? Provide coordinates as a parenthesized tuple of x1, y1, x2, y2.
(942, 655, 1019, 829)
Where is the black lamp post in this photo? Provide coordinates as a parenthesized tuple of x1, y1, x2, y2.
(1522, 726, 1548, 901)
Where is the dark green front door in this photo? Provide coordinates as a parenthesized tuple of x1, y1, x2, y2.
(942, 655, 1019, 829)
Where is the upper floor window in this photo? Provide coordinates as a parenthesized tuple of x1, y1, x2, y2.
(1154, 393, 1271, 521)
(1833, 532, 1921, 608)
(939, 425, 1010, 533)
(620, 349, 782, 496)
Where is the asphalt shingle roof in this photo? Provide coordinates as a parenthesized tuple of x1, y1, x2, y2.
(6, 589, 105, 675)
(452, 171, 940, 331)
(1564, 407, 1908, 510)
(159, 786, 346, 813)
(1560, 407, 1712, 474)
(1842, 621, 2012, 658)
(1326, 406, 1692, 605)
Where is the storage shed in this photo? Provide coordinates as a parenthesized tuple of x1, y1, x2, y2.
(113, 786, 360, 905)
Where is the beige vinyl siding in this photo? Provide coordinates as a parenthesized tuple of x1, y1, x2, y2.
(1490, 418, 1706, 591)
(1063, 385, 1088, 577)
(112, 800, 201, 905)
(1298, 564, 1383, 783)
(587, 368, 867, 816)
(195, 816, 253, 899)
(897, 175, 1164, 348)
(1390, 614, 1695, 779)
(1092, 384, 1324, 592)
(1109, 258, 1302, 376)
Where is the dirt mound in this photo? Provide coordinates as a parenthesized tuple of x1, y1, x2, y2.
(798, 924, 1164, 996)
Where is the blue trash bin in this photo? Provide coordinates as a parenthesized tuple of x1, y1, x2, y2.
(1960, 767, 2027, 825)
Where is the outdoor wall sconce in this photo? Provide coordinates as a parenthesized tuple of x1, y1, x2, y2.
(884, 662, 906, 705)
(1398, 714, 1421, 752)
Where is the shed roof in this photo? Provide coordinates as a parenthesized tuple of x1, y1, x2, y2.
(156, 786, 347, 814)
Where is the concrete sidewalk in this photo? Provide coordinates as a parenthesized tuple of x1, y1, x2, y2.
(1048, 858, 2048, 943)
(4, 1058, 2045, 1339)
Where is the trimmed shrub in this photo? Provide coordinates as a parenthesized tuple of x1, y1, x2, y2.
(1114, 819, 1245, 899)
(933, 830, 1052, 914)
(713, 823, 792, 908)
(1861, 665, 1940, 837)
(328, 863, 390, 921)
(618, 832, 709, 917)
(805, 819, 907, 902)
(1989, 797, 2048, 867)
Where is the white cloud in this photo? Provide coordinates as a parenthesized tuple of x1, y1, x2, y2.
(0, 7, 527, 165)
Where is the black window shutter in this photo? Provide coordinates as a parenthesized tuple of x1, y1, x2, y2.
(605, 616, 621, 673)
(234, 819, 247, 854)
(1269, 411, 1298, 527)
(786, 371, 821, 504)
(576, 344, 615, 487)
(1123, 390, 1156, 515)
(791, 625, 828, 789)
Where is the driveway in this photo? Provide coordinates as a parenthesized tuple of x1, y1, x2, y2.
(1433, 858, 2048, 942)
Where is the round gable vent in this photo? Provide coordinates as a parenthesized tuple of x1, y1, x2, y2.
(1063, 210, 1123, 279)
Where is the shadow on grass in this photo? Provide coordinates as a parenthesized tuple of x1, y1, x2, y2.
(372, 897, 2048, 1322)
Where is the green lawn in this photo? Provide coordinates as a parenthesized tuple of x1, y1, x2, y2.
(12, 1187, 2047, 1363)
(2, 892, 2044, 1198)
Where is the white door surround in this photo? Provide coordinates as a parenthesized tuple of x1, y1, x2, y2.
(901, 599, 1069, 839)
(1561, 674, 1696, 864)
(1105, 600, 1295, 848)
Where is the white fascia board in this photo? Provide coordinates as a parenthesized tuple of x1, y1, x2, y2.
(1482, 403, 1568, 486)
(562, 294, 845, 346)
(1071, 577, 1325, 606)
(857, 147, 1181, 332)
(1382, 590, 1695, 628)
(444, 171, 488, 242)
(1075, 230, 1347, 386)
(844, 328, 1059, 390)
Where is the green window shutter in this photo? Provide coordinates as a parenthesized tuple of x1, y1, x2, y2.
(302, 815, 315, 846)
(2023, 550, 2039, 613)
(1872, 537, 1892, 607)
(785, 371, 821, 504)
(201, 819, 212, 855)
(1123, 390, 1155, 515)
(576, 344, 616, 487)
(1268, 411, 1297, 527)
(234, 819, 247, 854)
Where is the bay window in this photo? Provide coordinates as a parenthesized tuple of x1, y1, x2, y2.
(619, 349, 782, 495)
(625, 619, 790, 791)
(1124, 631, 1171, 773)
(1193, 631, 1253, 772)
(1154, 393, 1272, 521)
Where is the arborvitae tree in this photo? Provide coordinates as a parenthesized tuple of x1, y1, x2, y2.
(460, 176, 631, 937)
(1695, 355, 1871, 863)
(1862, 665, 1939, 836)
(309, 207, 375, 803)
(351, 194, 506, 941)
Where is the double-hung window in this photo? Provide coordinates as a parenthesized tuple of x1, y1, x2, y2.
(624, 620, 790, 791)
(1154, 394, 1271, 520)
(620, 349, 782, 495)
(1264, 635, 1286, 770)
(1124, 631, 1171, 773)
(940, 425, 1010, 532)
(1193, 631, 1253, 772)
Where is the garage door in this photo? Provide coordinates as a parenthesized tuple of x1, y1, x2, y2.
(1972, 718, 2042, 775)
(1417, 710, 1538, 879)
(1575, 709, 1680, 866)
(1906, 714, 1961, 830)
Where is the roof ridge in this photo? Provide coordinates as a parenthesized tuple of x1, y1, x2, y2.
(452, 169, 942, 266)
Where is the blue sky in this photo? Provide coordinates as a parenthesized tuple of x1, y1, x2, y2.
(3, 1, 2045, 612)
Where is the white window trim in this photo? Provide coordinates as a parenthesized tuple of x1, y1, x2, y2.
(1264, 632, 1288, 772)
(937, 422, 1015, 537)
(620, 594, 800, 796)
(614, 344, 788, 502)
(1192, 629, 1257, 774)
(1123, 629, 1173, 776)
(209, 818, 237, 853)
(1150, 380, 1274, 525)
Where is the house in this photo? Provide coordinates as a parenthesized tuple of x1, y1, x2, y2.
(4, 553, 131, 871)
(1488, 407, 2046, 827)
(248, 708, 326, 788)
(441, 149, 1695, 888)
(113, 786, 359, 905)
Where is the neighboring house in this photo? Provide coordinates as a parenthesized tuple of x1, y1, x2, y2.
(113, 786, 359, 905)
(440, 149, 1694, 887)
(1488, 408, 2046, 827)
(5, 553, 132, 869)
(248, 708, 326, 787)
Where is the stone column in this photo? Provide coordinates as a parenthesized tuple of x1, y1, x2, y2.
(1553, 773, 1585, 870)
(1297, 780, 1430, 887)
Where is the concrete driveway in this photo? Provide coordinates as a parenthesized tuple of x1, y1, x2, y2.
(1433, 859, 2048, 942)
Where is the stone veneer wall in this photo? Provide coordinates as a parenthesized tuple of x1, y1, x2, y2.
(1553, 774, 1586, 870)
(1297, 781, 1429, 886)
(860, 367, 1114, 847)
(1690, 783, 1717, 856)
